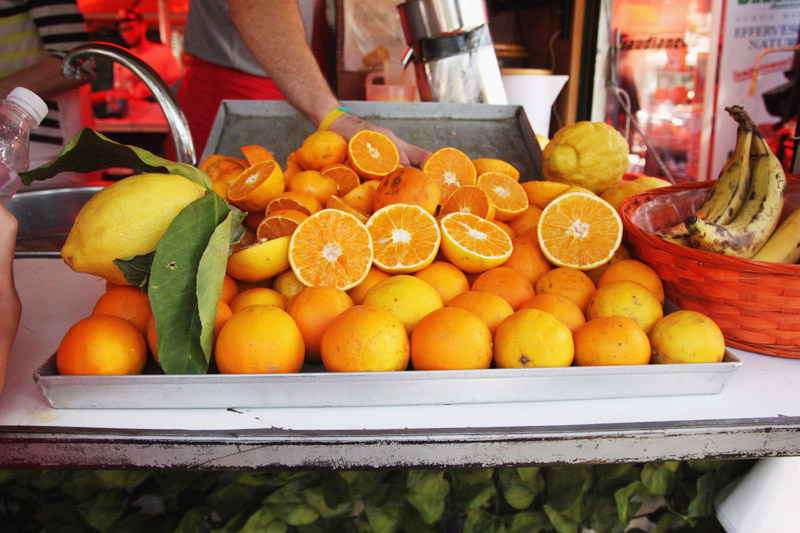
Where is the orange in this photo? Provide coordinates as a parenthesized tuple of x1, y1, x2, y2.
(585, 280, 663, 334)
(199, 155, 248, 185)
(211, 180, 230, 202)
(476, 172, 529, 221)
(220, 274, 239, 303)
(287, 170, 338, 207)
(242, 210, 266, 232)
(240, 144, 276, 165)
(413, 261, 470, 304)
(573, 316, 651, 366)
(446, 290, 513, 335)
(366, 204, 441, 273)
(470, 266, 535, 311)
(320, 305, 409, 372)
(215, 305, 305, 374)
(600, 180, 649, 211)
(521, 180, 571, 209)
(508, 205, 542, 236)
(326, 195, 369, 224)
(284, 151, 304, 181)
(214, 301, 233, 339)
(227, 160, 285, 212)
(229, 287, 287, 314)
(438, 185, 496, 221)
(57, 315, 147, 375)
(296, 130, 348, 171)
(422, 147, 477, 204)
(534, 267, 596, 311)
(227, 236, 291, 282)
(286, 286, 354, 363)
(493, 309, 574, 368)
(501, 234, 552, 286)
(596, 259, 665, 305)
(472, 158, 520, 181)
(536, 190, 623, 270)
(91, 286, 152, 334)
(410, 307, 492, 370)
(347, 129, 400, 180)
(321, 163, 361, 196)
(288, 209, 374, 290)
(439, 212, 513, 273)
(272, 269, 307, 301)
(266, 191, 323, 216)
(519, 293, 585, 332)
(363, 275, 443, 335)
(650, 311, 725, 364)
(256, 209, 307, 240)
(342, 179, 381, 214)
(347, 266, 392, 305)
(372, 167, 441, 215)
(493, 220, 515, 241)
(584, 243, 632, 284)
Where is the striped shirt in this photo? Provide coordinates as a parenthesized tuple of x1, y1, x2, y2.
(0, 0, 89, 167)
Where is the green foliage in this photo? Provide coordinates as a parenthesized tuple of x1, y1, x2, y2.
(0, 460, 756, 532)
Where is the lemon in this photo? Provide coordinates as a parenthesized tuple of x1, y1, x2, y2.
(61, 174, 207, 286)
(363, 275, 443, 335)
(542, 121, 630, 195)
(226, 237, 291, 283)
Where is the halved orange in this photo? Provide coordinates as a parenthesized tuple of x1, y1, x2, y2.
(342, 179, 381, 214)
(537, 190, 623, 270)
(199, 154, 248, 185)
(439, 212, 513, 273)
(321, 163, 361, 196)
(326, 195, 369, 224)
(347, 130, 400, 180)
(476, 172, 529, 221)
(198, 153, 248, 173)
(227, 160, 285, 212)
(366, 204, 441, 274)
(288, 209, 374, 290)
(256, 208, 308, 240)
(422, 147, 477, 204)
(226, 236, 291, 282)
(472, 158, 520, 181)
(266, 191, 322, 216)
(438, 185, 496, 221)
(240, 144, 276, 165)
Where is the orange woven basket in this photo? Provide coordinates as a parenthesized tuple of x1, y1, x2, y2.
(619, 174, 800, 358)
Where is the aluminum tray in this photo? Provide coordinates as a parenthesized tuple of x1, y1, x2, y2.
(203, 100, 544, 182)
(33, 352, 740, 409)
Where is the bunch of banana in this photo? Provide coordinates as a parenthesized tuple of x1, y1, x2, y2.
(684, 107, 786, 259)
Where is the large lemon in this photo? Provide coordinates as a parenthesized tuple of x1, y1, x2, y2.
(61, 173, 207, 285)
(542, 121, 630, 195)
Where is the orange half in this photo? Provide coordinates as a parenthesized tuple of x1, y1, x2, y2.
(347, 130, 400, 180)
(422, 147, 477, 204)
(256, 209, 308, 240)
(227, 160, 285, 212)
(288, 209, 374, 290)
(240, 144, 276, 165)
(439, 212, 513, 273)
(537, 191, 623, 270)
(476, 172, 529, 221)
(439, 185, 496, 221)
(321, 163, 361, 196)
(266, 191, 322, 216)
(366, 204, 441, 273)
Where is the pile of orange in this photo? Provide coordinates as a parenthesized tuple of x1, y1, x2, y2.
(56, 130, 726, 376)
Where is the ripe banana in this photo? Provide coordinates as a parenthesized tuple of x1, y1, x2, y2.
(685, 131, 786, 258)
(750, 208, 800, 263)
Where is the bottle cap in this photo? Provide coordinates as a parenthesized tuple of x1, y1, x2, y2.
(6, 87, 48, 126)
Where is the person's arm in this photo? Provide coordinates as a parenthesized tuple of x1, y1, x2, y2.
(228, 0, 430, 167)
(0, 56, 90, 100)
(0, 205, 21, 396)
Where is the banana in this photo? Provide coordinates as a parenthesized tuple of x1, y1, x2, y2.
(750, 208, 800, 263)
(685, 131, 786, 258)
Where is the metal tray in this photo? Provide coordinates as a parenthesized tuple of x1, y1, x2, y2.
(33, 352, 741, 409)
(204, 100, 544, 182)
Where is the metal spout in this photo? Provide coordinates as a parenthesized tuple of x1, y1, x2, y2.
(62, 42, 196, 166)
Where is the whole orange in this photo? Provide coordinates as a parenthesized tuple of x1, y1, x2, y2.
(214, 301, 233, 339)
(347, 266, 392, 305)
(229, 287, 287, 314)
(57, 315, 147, 375)
(413, 261, 470, 304)
(372, 167, 441, 215)
(585, 280, 663, 334)
(534, 267, 596, 311)
(508, 205, 542, 236)
(296, 130, 348, 171)
(597, 259, 664, 305)
(215, 305, 305, 374)
(501, 234, 552, 286)
(411, 307, 492, 370)
(286, 286, 355, 363)
(650, 310, 725, 364)
(573, 316, 651, 366)
(471, 266, 535, 311)
(321, 305, 409, 372)
(446, 290, 514, 335)
(287, 170, 338, 207)
(91, 286, 152, 334)
(220, 274, 239, 303)
(493, 309, 574, 368)
(272, 269, 307, 301)
(518, 293, 586, 332)
(584, 243, 631, 284)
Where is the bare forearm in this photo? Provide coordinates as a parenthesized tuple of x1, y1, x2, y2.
(0, 56, 90, 100)
(0, 206, 21, 395)
(228, 0, 338, 126)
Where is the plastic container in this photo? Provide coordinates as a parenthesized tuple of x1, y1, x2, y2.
(0, 87, 47, 204)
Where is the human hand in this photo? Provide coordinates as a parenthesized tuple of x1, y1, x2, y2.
(329, 113, 432, 168)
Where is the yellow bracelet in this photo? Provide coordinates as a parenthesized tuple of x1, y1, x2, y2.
(318, 106, 351, 131)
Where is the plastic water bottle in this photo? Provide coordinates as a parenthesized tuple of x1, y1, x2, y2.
(0, 87, 48, 205)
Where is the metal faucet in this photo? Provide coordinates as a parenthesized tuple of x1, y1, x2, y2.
(61, 42, 196, 166)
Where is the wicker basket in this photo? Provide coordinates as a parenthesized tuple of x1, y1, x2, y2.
(618, 174, 800, 358)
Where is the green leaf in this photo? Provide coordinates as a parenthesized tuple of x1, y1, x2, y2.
(452, 481, 496, 511)
(343, 470, 391, 498)
(321, 471, 351, 509)
(154, 471, 218, 510)
(76, 489, 127, 533)
(543, 503, 580, 533)
(208, 483, 259, 522)
(405, 470, 449, 525)
(93, 470, 152, 490)
(546, 466, 592, 512)
(19, 127, 210, 189)
(236, 471, 312, 488)
(613, 480, 643, 524)
(593, 464, 641, 494)
(238, 506, 278, 532)
(452, 468, 495, 485)
(0, 469, 16, 485)
(175, 506, 213, 533)
(149, 193, 231, 374)
(17, 469, 64, 490)
(653, 513, 683, 533)
(507, 511, 549, 533)
(114, 252, 155, 290)
(499, 467, 544, 510)
(463, 508, 506, 533)
(60, 470, 108, 502)
(303, 485, 354, 520)
(197, 213, 237, 354)
(35, 501, 87, 532)
(686, 472, 716, 519)
(276, 502, 319, 526)
(365, 487, 404, 533)
(641, 462, 678, 496)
